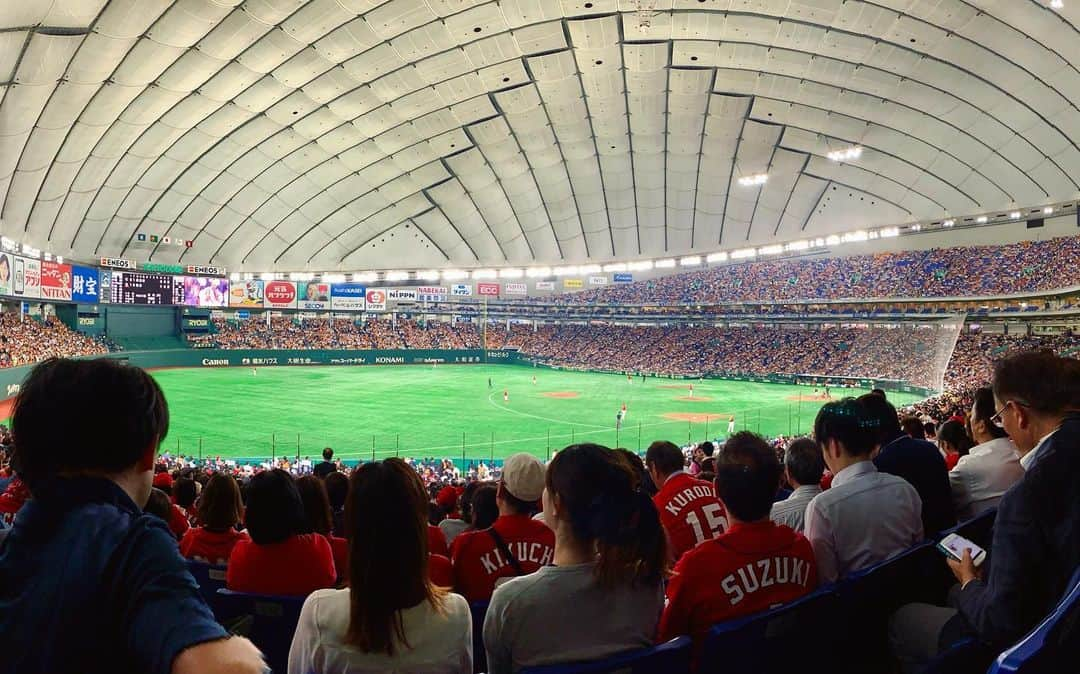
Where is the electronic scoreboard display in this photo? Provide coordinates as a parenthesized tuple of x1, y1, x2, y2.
(110, 272, 184, 305)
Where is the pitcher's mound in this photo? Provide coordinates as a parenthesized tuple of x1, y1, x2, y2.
(675, 396, 712, 402)
(663, 412, 726, 423)
(542, 391, 580, 399)
(658, 384, 690, 390)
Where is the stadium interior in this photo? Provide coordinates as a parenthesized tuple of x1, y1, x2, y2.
(0, 1, 1078, 674)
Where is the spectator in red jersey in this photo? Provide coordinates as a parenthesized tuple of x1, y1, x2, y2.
(659, 432, 817, 655)
(452, 453, 554, 602)
(936, 420, 973, 471)
(227, 469, 336, 596)
(428, 522, 450, 558)
(288, 458, 471, 673)
(0, 476, 29, 528)
(646, 440, 726, 560)
(296, 476, 349, 581)
(483, 444, 667, 673)
(179, 473, 248, 565)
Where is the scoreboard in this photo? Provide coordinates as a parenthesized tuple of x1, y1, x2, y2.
(109, 272, 183, 305)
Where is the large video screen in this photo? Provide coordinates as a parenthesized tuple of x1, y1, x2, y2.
(182, 277, 228, 307)
(111, 272, 184, 305)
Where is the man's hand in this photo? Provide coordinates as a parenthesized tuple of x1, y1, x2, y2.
(173, 636, 266, 674)
(947, 548, 981, 589)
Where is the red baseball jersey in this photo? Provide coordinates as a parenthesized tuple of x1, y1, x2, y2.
(428, 523, 450, 557)
(451, 514, 555, 601)
(226, 533, 336, 596)
(653, 472, 727, 560)
(179, 526, 250, 565)
(658, 520, 817, 647)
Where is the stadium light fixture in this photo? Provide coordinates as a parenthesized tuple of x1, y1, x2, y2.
(578, 264, 601, 274)
(385, 271, 408, 281)
(627, 260, 653, 271)
(230, 273, 240, 281)
(526, 267, 551, 278)
(324, 273, 346, 283)
(654, 259, 676, 268)
(418, 270, 441, 281)
(976, 216, 989, 223)
(1043, 206, 1054, 215)
(1051, 0, 1063, 9)
(759, 245, 784, 256)
(680, 256, 702, 266)
(553, 266, 580, 276)
(1009, 211, 1021, 219)
(56, 256, 63, 264)
(826, 146, 863, 162)
(260, 273, 275, 281)
(841, 230, 869, 243)
(21, 244, 39, 257)
(942, 219, 955, 227)
(705, 252, 728, 262)
(737, 173, 768, 187)
(499, 268, 523, 278)
(602, 263, 627, 272)
(731, 248, 756, 259)
(472, 269, 497, 279)
(911, 224, 922, 232)
(43, 252, 52, 261)
(786, 240, 810, 252)
(354, 272, 377, 283)
(442, 269, 467, 280)
(825, 235, 841, 246)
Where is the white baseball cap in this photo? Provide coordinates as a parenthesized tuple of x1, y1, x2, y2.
(501, 453, 546, 502)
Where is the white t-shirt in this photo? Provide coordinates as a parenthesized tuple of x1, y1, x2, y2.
(287, 587, 472, 674)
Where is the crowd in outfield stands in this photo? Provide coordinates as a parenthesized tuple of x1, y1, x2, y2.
(0, 313, 110, 367)
(542, 235, 1080, 305)
(0, 353, 1076, 674)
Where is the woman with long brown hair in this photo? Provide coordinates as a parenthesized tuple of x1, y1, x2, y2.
(482, 444, 667, 673)
(179, 472, 248, 565)
(288, 458, 471, 673)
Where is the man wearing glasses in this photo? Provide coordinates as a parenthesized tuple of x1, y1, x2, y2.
(889, 351, 1080, 670)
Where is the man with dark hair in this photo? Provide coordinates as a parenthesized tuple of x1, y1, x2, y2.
(891, 352, 1080, 668)
(313, 446, 336, 479)
(658, 431, 816, 650)
(804, 398, 923, 584)
(770, 437, 824, 532)
(860, 393, 956, 535)
(0, 358, 264, 674)
(949, 387, 1022, 519)
(452, 453, 554, 601)
(646, 440, 725, 560)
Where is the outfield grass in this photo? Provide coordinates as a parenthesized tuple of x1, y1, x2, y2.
(151, 364, 924, 463)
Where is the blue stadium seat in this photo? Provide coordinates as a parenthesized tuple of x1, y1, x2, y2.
(216, 588, 306, 674)
(185, 560, 229, 614)
(936, 508, 997, 547)
(989, 566, 1080, 673)
(470, 601, 488, 674)
(698, 585, 839, 674)
(921, 637, 996, 674)
(835, 542, 947, 672)
(517, 636, 691, 674)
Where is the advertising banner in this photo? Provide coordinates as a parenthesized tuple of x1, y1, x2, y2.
(416, 286, 448, 301)
(229, 280, 264, 307)
(71, 266, 100, 303)
(99, 257, 135, 270)
(183, 277, 228, 307)
(186, 265, 227, 276)
(330, 283, 366, 310)
(365, 287, 386, 311)
(18, 257, 41, 298)
(588, 275, 608, 286)
(297, 281, 330, 310)
(563, 278, 583, 289)
(535, 280, 555, 290)
(613, 273, 633, 283)
(264, 280, 297, 308)
(388, 287, 417, 302)
(451, 283, 472, 296)
(41, 261, 73, 300)
(504, 282, 527, 295)
(477, 282, 499, 296)
(0, 253, 13, 296)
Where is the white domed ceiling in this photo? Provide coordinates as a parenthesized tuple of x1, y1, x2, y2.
(0, 0, 1077, 271)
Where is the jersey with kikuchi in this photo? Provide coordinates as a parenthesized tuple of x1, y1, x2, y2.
(654, 472, 727, 560)
(451, 513, 555, 601)
(658, 520, 817, 647)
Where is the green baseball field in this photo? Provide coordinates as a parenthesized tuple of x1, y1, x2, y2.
(151, 364, 924, 463)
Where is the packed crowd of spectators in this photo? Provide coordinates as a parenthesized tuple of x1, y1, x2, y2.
(1, 353, 1076, 674)
(540, 234, 1080, 305)
(0, 313, 111, 368)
